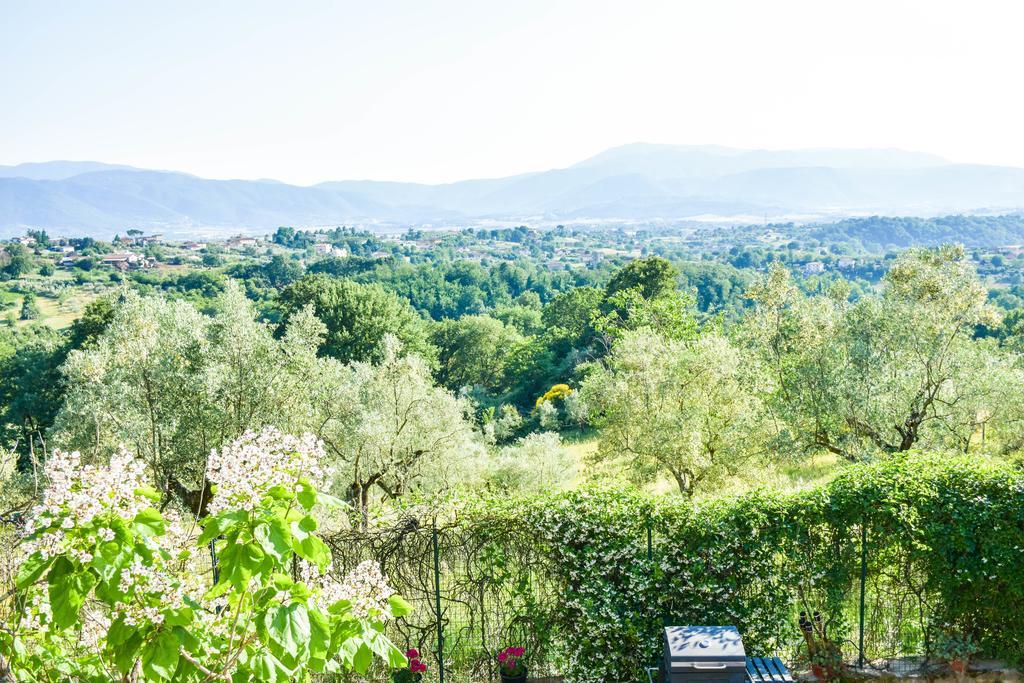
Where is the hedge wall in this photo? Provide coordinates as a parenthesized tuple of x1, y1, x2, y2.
(450, 454, 1024, 682)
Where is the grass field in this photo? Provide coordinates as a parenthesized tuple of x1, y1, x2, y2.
(2, 288, 100, 330)
(562, 428, 843, 498)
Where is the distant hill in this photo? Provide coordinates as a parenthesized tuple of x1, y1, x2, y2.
(807, 214, 1024, 249)
(0, 160, 139, 180)
(3, 145, 1024, 236)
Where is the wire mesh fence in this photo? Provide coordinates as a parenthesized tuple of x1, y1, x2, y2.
(202, 509, 937, 682)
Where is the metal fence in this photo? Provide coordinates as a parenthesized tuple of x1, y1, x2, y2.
(210, 512, 935, 683)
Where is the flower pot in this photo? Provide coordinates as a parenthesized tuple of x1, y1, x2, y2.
(500, 671, 527, 683)
(950, 659, 968, 675)
(811, 664, 841, 682)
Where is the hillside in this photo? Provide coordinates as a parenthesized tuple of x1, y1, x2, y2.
(3, 145, 1024, 235)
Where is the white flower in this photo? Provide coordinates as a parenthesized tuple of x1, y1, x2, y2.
(21, 448, 149, 559)
(205, 427, 330, 515)
(299, 559, 394, 619)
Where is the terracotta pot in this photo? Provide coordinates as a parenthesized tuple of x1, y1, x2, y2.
(950, 659, 968, 675)
(811, 664, 841, 682)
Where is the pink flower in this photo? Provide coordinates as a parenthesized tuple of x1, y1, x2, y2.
(406, 648, 420, 659)
(411, 659, 427, 673)
(498, 652, 508, 663)
(512, 647, 525, 657)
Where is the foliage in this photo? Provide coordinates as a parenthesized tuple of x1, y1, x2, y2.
(534, 383, 572, 409)
(19, 292, 41, 321)
(934, 632, 980, 662)
(2, 428, 410, 681)
(51, 284, 324, 502)
(279, 274, 434, 364)
(481, 432, 576, 494)
(431, 315, 524, 391)
(745, 247, 1019, 460)
(581, 329, 768, 495)
(604, 256, 677, 301)
(304, 335, 484, 522)
(439, 454, 1024, 682)
(2, 244, 35, 279)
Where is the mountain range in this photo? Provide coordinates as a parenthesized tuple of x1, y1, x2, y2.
(2, 144, 1024, 237)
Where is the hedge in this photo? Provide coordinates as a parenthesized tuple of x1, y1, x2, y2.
(331, 454, 1024, 683)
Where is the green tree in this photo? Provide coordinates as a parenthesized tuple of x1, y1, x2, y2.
(604, 256, 678, 300)
(19, 292, 41, 320)
(305, 336, 482, 523)
(0, 326, 66, 462)
(2, 244, 34, 279)
(746, 246, 1017, 459)
(431, 315, 524, 391)
(580, 329, 767, 496)
(51, 284, 324, 507)
(541, 286, 603, 345)
(280, 274, 434, 364)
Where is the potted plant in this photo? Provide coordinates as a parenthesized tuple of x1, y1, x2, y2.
(498, 646, 527, 683)
(799, 611, 843, 682)
(935, 632, 978, 676)
(392, 648, 428, 683)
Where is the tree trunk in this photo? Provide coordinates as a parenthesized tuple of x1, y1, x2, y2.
(671, 469, 692, 497)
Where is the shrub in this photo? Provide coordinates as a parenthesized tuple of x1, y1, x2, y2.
(438, 453, 1024, 682)
(1, 428, 410, 681)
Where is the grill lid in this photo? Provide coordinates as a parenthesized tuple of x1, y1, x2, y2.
(664, 625, 746, 668)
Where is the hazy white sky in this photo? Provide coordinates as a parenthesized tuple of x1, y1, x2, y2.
(2, 0, 1023, 185)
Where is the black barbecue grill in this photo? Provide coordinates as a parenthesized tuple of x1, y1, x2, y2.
(646, 626, 794, 683)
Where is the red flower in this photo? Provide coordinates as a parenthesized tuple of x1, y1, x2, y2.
(406, 648, 420, 659)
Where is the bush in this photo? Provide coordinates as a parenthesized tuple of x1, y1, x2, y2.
(333, 454, 1024, 683)
(2, 428, 410, 681)
(499, 454, 1024, 680)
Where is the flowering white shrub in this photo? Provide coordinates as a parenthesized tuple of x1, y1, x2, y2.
(2, 427, 411, 682)
(205, 427, 330, 514)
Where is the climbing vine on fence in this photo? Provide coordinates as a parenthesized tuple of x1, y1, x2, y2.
(332, 454, 1024, 683)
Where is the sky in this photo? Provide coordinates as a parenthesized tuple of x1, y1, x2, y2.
(2, 0, 1023, 185)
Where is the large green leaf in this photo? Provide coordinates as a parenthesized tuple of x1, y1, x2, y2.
(15, 552, 52, 589)
(308, 608, 331, 663)
(352, 642, 373, 674)
(141, 630, 179, 681)
(47, 558, 97, 629)
(263, 602, 311, 659)
(254, 517, 291, 563)
(249, 651, 291, 683)
(198, 509, 248, 545)
(133, 507, 165, 537)
(388, 594, 414, 618)
(295, 535, 330, 569)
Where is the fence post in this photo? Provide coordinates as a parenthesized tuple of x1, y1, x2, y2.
(858, 518, 867, 668)
(209, 540, 220, 586)
(646, 513, 653, 563)
(432, 522, 445, 683)
(481, 582, 491, 682)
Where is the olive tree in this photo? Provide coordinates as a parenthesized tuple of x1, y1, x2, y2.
(580, 329, 768, 496)
(304, 336, 483, 523)
(50, 284, 322, 509)
(746, 246, 1020, 460)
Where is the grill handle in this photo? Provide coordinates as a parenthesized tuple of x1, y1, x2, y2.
(692, 663, 729, 670)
